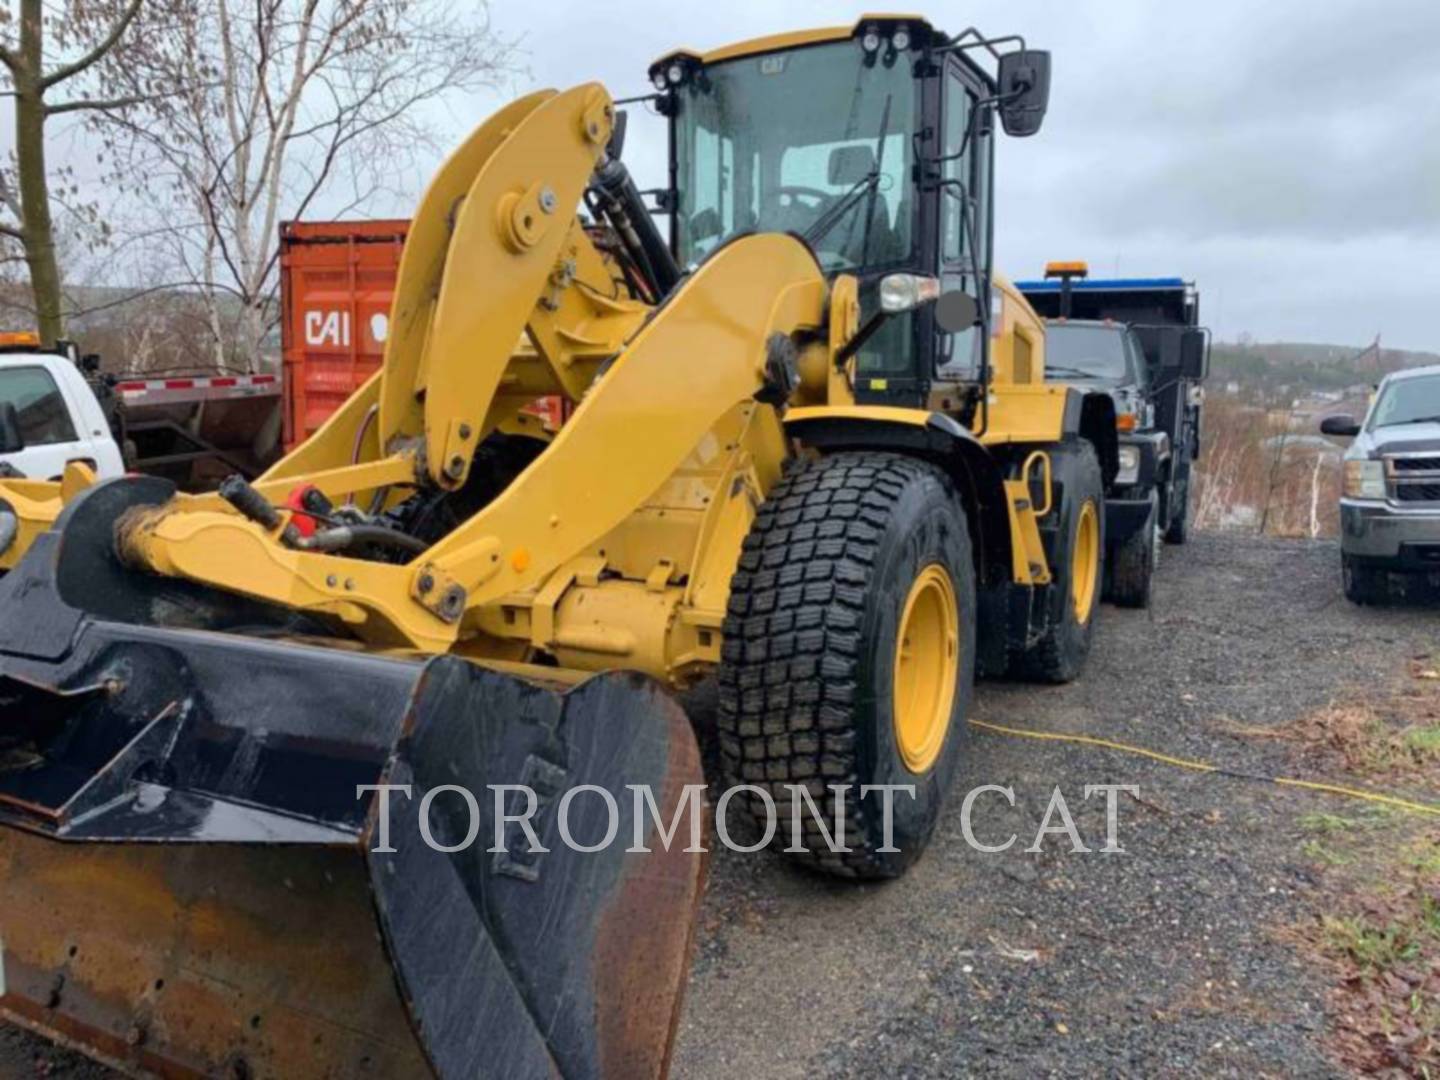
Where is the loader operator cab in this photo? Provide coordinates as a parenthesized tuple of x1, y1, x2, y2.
(652, 17, 1051, 411)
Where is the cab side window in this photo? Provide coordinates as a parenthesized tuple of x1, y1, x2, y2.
(1125, 333, 1149, 388)
(0, 367, 78, 446)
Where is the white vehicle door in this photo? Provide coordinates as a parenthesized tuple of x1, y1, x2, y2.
(0, 364, 107, 480)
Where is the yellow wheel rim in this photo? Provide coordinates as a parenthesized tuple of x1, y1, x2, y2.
(892, 564, 961, 775)
(1071, 501, 1100, 626)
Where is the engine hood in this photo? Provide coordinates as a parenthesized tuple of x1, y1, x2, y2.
(1357, 421, 1440, 459)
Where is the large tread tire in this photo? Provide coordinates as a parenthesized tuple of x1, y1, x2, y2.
(717, 452, 976, 880)
(1343, 556, 1389, 606)
(1107, 493, 1157, 609)
(1012, 443, 1105, 684)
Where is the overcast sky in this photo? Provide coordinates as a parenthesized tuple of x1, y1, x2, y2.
(9, 1, 1436, 352)
(423, 0, 1438, 352)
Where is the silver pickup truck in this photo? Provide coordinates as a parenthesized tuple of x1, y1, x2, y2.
(1322, 364, 1440, 603)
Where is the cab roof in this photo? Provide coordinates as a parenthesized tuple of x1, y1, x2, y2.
(1383, 364, 1440, 384)
(651, 14, 939, 74)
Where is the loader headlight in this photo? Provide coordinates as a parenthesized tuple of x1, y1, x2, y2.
(1116, 445, 1141, 486)
(861, 27, 883, 53)
(891, 26, 912, 51)
(666, 62, 686, 87)
(1344, 459, 1386, 500)
(651, 69, 669, 92)
(879, 273, 941, 314)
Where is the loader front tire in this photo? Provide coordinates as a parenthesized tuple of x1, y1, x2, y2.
(717, 452, 976, 880)
(1012, 442, 1105, 684)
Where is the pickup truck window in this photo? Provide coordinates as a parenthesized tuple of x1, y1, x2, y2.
(1044, 324, 1128, 380)
(1370, 374, 1440, 429)
(0, 366, 79, 446)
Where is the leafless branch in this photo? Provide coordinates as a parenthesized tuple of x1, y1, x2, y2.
(40, 0, 144, 89)
(46, 92, 152, 116)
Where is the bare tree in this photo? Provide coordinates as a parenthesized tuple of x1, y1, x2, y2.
(98, 0, 517, 371)
(0, 0, 146, 344)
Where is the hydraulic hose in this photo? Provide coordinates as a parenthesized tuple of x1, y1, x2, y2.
(592, 154, 681, 298)
(220, 475, 427, 557)
(297, 524, 430, 557)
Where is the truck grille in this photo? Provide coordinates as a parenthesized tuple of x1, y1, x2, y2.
(1386, 454, 1440, 503)
(1395, 483, 1440, 503)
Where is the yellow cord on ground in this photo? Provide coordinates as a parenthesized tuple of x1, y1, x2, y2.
(967, 718, 1440, 819)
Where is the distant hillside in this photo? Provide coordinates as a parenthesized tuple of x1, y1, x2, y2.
(1210, 339, 1439, 403)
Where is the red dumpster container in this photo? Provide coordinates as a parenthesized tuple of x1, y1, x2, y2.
(279, 220, 409, 452)
(279, 220, 568, 454)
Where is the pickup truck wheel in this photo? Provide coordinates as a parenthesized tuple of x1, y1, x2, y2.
(1343, 556, 1389, 605)
(1107, 493, 1157, 609)
(717, 452, 976, 880)
(1012, 443, 1105, 684)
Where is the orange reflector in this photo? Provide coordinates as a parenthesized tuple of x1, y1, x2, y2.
(0, 331, 40, 347)
(1044, 261, 1089, 280)
(1116, 413, 1138, 432)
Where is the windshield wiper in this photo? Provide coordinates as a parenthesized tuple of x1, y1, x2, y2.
(1045, 365, 1101, 380)
(1378, 415, 1440, 428)
(802, 172, 880, 250)
(805, 92, 894, 257)
(857, 95, 893, 266)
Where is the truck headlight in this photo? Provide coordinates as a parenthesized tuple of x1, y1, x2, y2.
(1116, 445, 1141, 485)
(1343, 460, 1386, 500)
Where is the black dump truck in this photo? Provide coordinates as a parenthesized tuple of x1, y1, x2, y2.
(1018, 263, 1209, 607)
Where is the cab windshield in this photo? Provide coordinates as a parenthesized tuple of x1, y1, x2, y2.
(673, 41, 916, 273)
(1044, 325, 1130, 381)
(1370, 373, 1440, 429)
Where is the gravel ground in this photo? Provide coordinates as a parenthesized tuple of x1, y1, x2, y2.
(670, 532, 1437, 1079)
(2, 532, 1435, 1078)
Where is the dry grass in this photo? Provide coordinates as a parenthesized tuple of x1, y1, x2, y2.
(1275, 670, 1440, 1075)
(1279, 669, 1440, 790)
(1312, 855, 1440, 1076)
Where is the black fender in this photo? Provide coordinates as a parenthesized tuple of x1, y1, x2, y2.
(1074, 390, 1120, 487)
(784, 411, 1013, 589)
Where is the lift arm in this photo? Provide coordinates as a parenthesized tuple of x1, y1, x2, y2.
(117, 84, 830, 649)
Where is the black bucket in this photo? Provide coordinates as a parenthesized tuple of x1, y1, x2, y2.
(0, 479, 707, 1078)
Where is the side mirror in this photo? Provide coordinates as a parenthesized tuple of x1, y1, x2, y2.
(935, 290, 980, 333)
(996, 49, 1051, 137)
(0, 402, 24, 454)
(1320, 415, 1362, 438)
(1179, 329, 1209, 379)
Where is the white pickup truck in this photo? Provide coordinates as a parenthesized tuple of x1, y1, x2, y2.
(0, 343, 126, 480)
(0, 336, 282, 487)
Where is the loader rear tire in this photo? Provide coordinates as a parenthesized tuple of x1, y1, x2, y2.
(1012, 442, 1105, 684)
(717, 452, 976, 880)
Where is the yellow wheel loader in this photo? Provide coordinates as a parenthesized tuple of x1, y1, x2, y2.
(0, 16, 1117, 1079)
